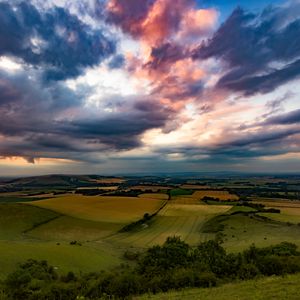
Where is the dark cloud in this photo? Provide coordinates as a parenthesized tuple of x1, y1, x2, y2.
(106, 0, 156, 38)
(146, 43, 187, 70)
(265, 109, 300, 125)
(193, 4, 300, 95)
(0, 67, 174, 160)
(0, 1, 116, 80)
(108, 54, 125, 69)
(106, 0, 194, 44)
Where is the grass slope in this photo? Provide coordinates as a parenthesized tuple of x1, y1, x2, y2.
(0, 203, 124, 279)
(0, 241, 121, 280)
(28, 215, 121, 241)
(0, 203, 59, 240)
(202, 208, 300, 251)
(136, 274, 300, 300)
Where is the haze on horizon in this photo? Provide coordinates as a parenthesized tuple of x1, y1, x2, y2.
(0, 0, 300, 176)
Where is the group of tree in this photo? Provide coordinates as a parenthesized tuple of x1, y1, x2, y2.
(2, 237, 300, 299)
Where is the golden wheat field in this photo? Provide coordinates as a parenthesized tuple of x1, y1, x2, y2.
(28, 195, 164, 223)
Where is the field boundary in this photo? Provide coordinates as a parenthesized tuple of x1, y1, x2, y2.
(118, 196, 170, 233)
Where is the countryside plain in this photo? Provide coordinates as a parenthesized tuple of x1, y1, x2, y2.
(2, 174, 300, 299)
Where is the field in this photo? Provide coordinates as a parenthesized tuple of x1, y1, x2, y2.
(138, 193, 169, 200)
(29, 195, 165, 223)
(193, 190, 239, 201)
(202, 206, 300, 252)
(0, 240, 121, 280)
(0, 203, 122, 279)
(130, 186, 172, 191)
(2, 173, 300, 297)
(107, 203, 231, 247)
(136, 273, 300, 300)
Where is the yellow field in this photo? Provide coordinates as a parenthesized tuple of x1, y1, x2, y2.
(252, 199, 300, 208)
(130, 186, 172, 191)
(90, 178, 125, 184)
(180, 184, 211, 189)
(76, 186, 118, 191)
(28, 195, 164, 223)
(258, 206, 300, 224)
(193, 190, 239, 201)
(107, 203, 231, 247)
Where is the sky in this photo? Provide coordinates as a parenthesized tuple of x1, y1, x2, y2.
(0, 0, 300, 176)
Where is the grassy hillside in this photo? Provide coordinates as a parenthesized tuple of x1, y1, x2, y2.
(136, 274, 300, 300)
(0, 240, 121, 280)
(0, 203, 59, 240)
(0, 203, 123, 279)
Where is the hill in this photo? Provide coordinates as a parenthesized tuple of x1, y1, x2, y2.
(136, 274, 300, 300)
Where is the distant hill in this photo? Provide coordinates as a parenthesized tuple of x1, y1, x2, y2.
(1, 174, 125, 189)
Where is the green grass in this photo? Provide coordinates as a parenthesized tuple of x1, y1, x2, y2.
(0, 196, 47, 203)
(0, 240, 122, 280)
(228, 206, 257, 213)
(0, 203, 59, 239)
(136, 273, 300, 299)
(0, 203, 124, 279)
(170, 189, 194, 197)
(202, 212, 300, 252)
(28, 215, 122, 241)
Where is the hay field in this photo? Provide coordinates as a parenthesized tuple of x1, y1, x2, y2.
(77, 186, 118, 191)
(107, 203, 231, 247)
(130, 186, 172, 191)
(180, 184, 211, 189)
(90, 178, 125, 184)
(28, 195, 164, 223)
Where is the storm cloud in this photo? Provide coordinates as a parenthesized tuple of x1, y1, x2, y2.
(0, 1, 116, 80)
(194, 4, 300, 95)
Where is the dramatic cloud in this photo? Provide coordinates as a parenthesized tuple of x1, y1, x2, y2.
(0, 0, 300, 174)
(0, 1, 116, 80)
(194, 3, 300, 95)
(265, 109, 300, 125)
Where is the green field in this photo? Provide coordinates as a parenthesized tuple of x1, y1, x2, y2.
(136, 274, 300, 300)
(0, 240, 121, 280)
(202, 208, 300, 251)
(0, 203, 123, 279)
(0, 203, 59, 240)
